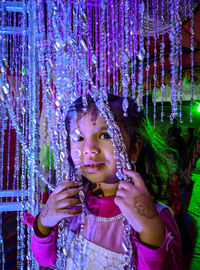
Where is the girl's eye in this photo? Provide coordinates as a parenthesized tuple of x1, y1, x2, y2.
(99, 132, 111, 139)
(71, 135, 84, 142)
(76, 136, 84, 142)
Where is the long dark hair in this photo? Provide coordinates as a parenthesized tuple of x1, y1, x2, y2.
(65, 94, 172, 202)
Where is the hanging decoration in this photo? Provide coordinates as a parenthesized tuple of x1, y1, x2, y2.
(0, 0, 199, 269)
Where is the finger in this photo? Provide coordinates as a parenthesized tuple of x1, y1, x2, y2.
(115, 188, 126, 198)
(60, 187, 81, 199)
(53, 181, 79, 195)
(58, 198, 81, 209)
(61, 208, 82, 217)
(114, 195, 123, 207)
(118, 181, 133, 191)
(123, 168, 146, 187)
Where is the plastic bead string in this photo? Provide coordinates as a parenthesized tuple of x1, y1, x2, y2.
(0, 4, 9, 270)
(137, 1, 145, 111)
(5, 121, 11, 201)
(152, 0, 157, 124)
(131, 0, 138, 100)
(0, 0, 197, 269)
(160, 0, 165, 122)
(0, 106, 6, 270)
(169, 0, 182, 122)
(145, 0, 150, 118)
(177, 0, 183, 123)
(189, 0, 194, 123)
(179, 21, 183, 123)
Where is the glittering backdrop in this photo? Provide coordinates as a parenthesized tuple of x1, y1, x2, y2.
(0, 0, 199, 269)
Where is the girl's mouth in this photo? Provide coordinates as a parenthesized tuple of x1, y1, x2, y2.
(85, 163, 104, 172)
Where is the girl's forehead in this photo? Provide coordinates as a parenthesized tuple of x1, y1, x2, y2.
(69, 107, 107, 131)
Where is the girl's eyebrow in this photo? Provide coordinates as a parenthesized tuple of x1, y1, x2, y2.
(70, 126, 108, 135)
(93, 126, 108, 133)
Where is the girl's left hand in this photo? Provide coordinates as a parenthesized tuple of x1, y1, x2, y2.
(114, 168, 165, 247)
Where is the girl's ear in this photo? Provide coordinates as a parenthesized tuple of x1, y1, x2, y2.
(129, 141, 142, 163)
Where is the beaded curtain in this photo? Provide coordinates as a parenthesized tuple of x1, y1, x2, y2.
(0, 0, 198, 269)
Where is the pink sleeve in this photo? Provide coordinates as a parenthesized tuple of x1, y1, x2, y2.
(31, 214, 58, 267)
(133, 207, 182, 270)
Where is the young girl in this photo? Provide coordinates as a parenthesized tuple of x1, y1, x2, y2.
(27, 94, 182, 269)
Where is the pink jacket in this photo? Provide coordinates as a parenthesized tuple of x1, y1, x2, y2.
(24, 193, 182, 270)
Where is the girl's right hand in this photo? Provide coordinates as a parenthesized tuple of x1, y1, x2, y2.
(38, 182, 82, 235)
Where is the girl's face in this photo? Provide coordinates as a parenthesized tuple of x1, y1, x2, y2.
(69, 106, 131, 185)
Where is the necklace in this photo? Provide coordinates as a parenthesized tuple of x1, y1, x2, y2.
(84, 203, 123, 222)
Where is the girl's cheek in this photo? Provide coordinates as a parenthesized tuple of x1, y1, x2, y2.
(74, 149, 81, 160)
(71, 148, 82, 165)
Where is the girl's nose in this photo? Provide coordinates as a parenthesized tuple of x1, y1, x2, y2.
(83, 140, 100, 155)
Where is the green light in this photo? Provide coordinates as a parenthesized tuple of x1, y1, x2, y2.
(198, 104, 200, 112)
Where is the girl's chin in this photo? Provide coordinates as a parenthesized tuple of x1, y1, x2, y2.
(87, 178, 119, 185)
(81, 171, 119, 185)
